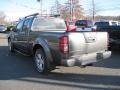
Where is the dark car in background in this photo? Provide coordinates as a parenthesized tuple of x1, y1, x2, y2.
(93, 21, 120, 49)
(94, 21, 119, 26)
(0, 24, 7, 33)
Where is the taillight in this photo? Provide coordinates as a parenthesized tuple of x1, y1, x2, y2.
(60, 36, 69, 54)
(92, 28, 96, 32)
(92, 26, 97, 32)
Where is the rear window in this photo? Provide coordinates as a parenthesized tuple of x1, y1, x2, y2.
(75, 20, 93, 27)
(32, 17, 66, 31)
(75, 20, 86, 26)
(111, 22, 117, 26)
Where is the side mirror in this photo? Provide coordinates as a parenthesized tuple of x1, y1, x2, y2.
(66, 25, 76, 32)
(12, 28, 17, 32)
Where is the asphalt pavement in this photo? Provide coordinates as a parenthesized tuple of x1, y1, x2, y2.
(0, 34, 120, 90)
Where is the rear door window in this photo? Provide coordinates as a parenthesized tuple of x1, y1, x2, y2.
(16, 20, 24, 32)
(23, 18, 33, 31)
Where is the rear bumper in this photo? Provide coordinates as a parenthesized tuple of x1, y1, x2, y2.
(61, 51, 111, 67)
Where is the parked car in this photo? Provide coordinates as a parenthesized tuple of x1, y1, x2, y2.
(94, 21, 119, 26)
(0, 24, 7, 32)
(8, 13, 111, 74)
(92, 25, 120, 49)
(75, 20, 93, 31)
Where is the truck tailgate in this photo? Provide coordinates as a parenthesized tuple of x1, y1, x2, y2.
(68, 32, 108, 56)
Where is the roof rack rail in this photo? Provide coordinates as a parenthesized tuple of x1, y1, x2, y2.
(25, 13, 39, 18)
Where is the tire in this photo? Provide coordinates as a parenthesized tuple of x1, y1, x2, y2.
(8, 39, 14, 52)
(34, 49, 50, 74)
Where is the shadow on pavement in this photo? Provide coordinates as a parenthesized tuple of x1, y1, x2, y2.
(94, 49, 120, 69)
(0, 46, 120, 90)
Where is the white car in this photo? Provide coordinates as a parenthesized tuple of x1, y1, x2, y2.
(0, 25, 7, 32)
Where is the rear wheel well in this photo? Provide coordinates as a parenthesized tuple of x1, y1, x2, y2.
(33, 44, 43, 55)
(33, 44, 56, 71)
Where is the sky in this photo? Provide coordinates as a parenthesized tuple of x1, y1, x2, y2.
(81, 0, 120, 16)
(0, 0, 120, 21)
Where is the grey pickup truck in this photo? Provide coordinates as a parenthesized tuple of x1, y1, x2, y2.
(8, 13, 111, 74)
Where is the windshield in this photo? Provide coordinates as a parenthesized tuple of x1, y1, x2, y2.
(75, 20, 93, 27)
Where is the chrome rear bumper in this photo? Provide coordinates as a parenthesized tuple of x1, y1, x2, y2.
(61, 51, 111, 67)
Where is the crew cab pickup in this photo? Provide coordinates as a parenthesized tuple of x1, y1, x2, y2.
(8, 13, 111, 74)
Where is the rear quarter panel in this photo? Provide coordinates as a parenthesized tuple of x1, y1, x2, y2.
(68, 32, 108, 57)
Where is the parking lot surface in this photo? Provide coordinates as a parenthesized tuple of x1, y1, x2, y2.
(0, 35, 120, 90)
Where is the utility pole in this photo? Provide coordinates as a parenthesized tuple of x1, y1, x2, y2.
(92, 0, 95, 21)
(40, 0, 42, 16)
(37, 0, 42, 16)
(69, 0, 73, 21)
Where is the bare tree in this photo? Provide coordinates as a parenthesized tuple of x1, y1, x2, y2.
(60, 6, 70, 20)
(50, 0, 84, 21)
(50, 0, 62, 15)
(59, 0, 84, 21)
(59, 2, 71, 20)
(72, 0, 84, 20)
(85, 0, 101, 21)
